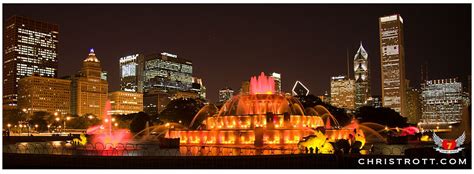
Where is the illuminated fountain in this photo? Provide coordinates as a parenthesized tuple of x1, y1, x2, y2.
(86, 100, 132, 148)
(167, 72, 365, 152)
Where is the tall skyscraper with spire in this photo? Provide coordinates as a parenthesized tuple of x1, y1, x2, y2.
(379, 14, 407, 116)
(354, 42, 370, 108)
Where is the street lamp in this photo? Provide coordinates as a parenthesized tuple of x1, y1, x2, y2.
(7, 124, 11, 134)
(64, 116, 71, 133)
(19, 124, 23, 135)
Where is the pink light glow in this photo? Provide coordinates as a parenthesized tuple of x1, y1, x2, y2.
(250, 72, 275, 95)
(400, 126, 419, 136)
(87, 100, 131, 148)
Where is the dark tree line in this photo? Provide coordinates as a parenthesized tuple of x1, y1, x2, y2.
(296, 94, 408, 127)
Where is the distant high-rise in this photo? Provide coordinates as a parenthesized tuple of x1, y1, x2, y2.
(270, 72, 281, 93)
(4, 16, 59, 110)
(191, 77, 207, 100)
(219, 87, 234, 103)
(419, 78, 463, 129)
(379, 14, 407, 116)
(108, 91, 143, 115)
(330, 75, 355, 110)
(71, 49, 108, 117)
(240, 81, 250, 94)
(406, 87, 422, 124)
(354, 42, 370, 108)
(292, 81, 310, 96)
(119, 54, 143, 92)
(143, 52, 193, 93)
(366, 96, 382, 108)
(18, 75, 70, 116)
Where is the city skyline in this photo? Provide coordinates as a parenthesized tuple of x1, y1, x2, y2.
(4, 4, 471, 102)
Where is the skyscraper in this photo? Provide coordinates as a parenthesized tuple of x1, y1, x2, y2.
(219, 87, 234, 103)
(270, 72, 281, 93)
(4, 16, 59, 110)
(71, 49, 108, 117)
(191, 77, 207, 99)
(143, 52, 193, 93)
(108, 91, 143, 115)
(419, 78, 463, 129)
(379, 14, 407, 116)
(354, 42, 370, 108)
(406, 88, 421, 124)
(119, 54, 143, 92)
(330, 75, 355, 110)
(18, 75, 71, 116)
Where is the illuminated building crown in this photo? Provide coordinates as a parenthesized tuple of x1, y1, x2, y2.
(84, 48, 100, 63)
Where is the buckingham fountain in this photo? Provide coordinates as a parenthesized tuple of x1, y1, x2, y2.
(162, 72, 367, 154)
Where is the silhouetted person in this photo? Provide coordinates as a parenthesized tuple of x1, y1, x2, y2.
(305, 147, 309, 154)
(350, 141, 362, 154)
(309, 147, 314, 154)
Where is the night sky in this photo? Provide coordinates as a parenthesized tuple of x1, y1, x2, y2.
(4, 4, 471, 102)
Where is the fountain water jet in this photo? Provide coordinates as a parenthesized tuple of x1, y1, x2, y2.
(168, 72, 367, 151)
(86, 100, 132, 148)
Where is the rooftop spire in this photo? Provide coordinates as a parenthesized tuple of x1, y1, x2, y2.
(84, 48, 100, 62)
(354, 42, 368, 60)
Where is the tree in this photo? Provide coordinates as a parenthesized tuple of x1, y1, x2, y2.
(158, 98, 206, 127)
(67, 115, 101, 129)
(3, 109, 27, 126)
(129, 112, 153, 134)
(296, 94, 352, 126)
(354, 106, 408, 127)
(28, 112, 51, 132)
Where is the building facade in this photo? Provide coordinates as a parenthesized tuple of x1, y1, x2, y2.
(71, 49, 108, 117)
(191, 77, 206, 99)
(143, 89, 200, 115)
(330, 75, 355, 110)
(379, 14, 407, 116)
(119, 54, 143, 92)
(270, 72, 282, 93)
(108, 91, 143, 115)
(354, 43, 370, 108)
(419, 78, 463, 127)
(17, 75, 70, 116)
(143, 52, 193, 93)
(4, 16, 59, 110)
(219, 87, 234, 103)
(406, 88, 422, 124)
(366, 96, 382, 108)
(240, 81, 250, 94)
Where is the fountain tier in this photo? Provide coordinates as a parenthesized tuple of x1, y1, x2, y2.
(168, 73, 357, 147)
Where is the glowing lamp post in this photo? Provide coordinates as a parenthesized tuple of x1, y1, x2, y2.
(7, 124, 11, 135)
(64, 116, 71, 132)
